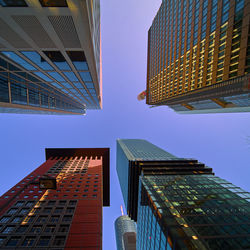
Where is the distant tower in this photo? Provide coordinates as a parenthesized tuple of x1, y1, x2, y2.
(115, 206, 136, 250)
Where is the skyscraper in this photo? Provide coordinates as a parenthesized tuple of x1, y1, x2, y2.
(115, 215, 136, 250)
(0, 147, 110, 249)
(0, 0, 101, 114)
(146, 0, 250, 113)
(116, 139, 250, 249)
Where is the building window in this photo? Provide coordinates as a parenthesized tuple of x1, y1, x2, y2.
(48, 201, 56, 206)
(59, 200, 66, 205)
(66, 207, 74, 213)
(11, 217, 22, 223)
(6, 237, 20, 247)
(2, 226, 15, 234)
(39, 0, 68, 7)
(26, 201, 35, 207)
(21, 237, 35, 247)
(0, 237, 5, 246)
(66, 51, 88, 70)
(30, 225, 42, 233)
(53, 236, 66, 246)
(16, 226, 28, 233)
(54, 207, 63, 213)
(19, 208, 29, 215)
(44, 225, 56, 233)
(37, 216, 47, 223)
(37, 236, 51, 246)
(43, 51, 70, 70)
(7, 208, 18, 215)
(15, 201, 25, 207)
(58, 225, 69, 233)
(50, 216, 60, 223)
(69, 200, 77, 205)
(62, 215, 72, 222)
(43, 207, 52, 213)
(0, 0, 27, 7)
(0, 217, 10, 223)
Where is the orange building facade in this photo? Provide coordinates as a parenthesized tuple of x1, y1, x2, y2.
(0, 148, 109, 249)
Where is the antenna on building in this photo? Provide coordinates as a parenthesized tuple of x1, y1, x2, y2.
(120, 205, 124, 216)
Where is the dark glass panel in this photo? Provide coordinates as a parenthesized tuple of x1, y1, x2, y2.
(0, 0, 27, 7)
(11, 82, 27, 105)
(39, 0, 67, 7)
(29, 89, 40, 107)
(0, 76, 9, 103)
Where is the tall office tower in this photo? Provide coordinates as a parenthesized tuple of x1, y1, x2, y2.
(0, 0, 101, 115)
(116, 139, 250, 249)
(146, 0, 250, 113)
(0, 148, 110, 249)
(115, 215, 137, 250)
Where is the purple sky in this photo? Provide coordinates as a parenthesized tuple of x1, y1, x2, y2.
(0, 0, 250, 249)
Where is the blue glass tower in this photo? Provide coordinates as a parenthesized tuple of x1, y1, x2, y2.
(116, 139, 250, 249)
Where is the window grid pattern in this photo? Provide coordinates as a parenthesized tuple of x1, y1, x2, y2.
(0, 57, 84, 114)
(0, 50, 99, 109)
(0, 199, 75, 248)
(138, 175, 250, 249)
(147, 0, 249, 108)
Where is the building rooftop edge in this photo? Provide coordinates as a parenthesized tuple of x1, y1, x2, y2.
(45, 148, 110, 207)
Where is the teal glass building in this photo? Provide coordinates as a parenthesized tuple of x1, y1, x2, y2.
(116, 139, 250, 249)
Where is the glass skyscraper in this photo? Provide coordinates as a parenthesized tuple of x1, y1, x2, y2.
(116, 139, 250, 249)
(0, 0, 101, 115)
(146, 0, 250, 113)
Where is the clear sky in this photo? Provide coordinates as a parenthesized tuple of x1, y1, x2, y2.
(0, 0, 250, 249)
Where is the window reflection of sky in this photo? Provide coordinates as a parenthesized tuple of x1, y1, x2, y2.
(85, 82, 94, 88)
(72, 82, 83, 88)
(33, 72, 52, 82)
(47, 72, 66, 82)
(21, 51, 53, 70)
(1, 52, 36, 70)
(73, 61, 88, 70)
(60, 82, 72, 89)
(50, 82, 62, 89)
(54, 61, 71, 70)
(79, 72, 92, 82)
(63, 71, 78, 81)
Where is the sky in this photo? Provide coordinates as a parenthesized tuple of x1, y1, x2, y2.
(0, 0, 250, 249)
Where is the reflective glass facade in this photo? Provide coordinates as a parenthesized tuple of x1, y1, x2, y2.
(147, 0, 250, 113)
(0, 57, 84, 114)
(116, 139, 179, 210)
(138, 175, 250, 249)
(0, 0, 101, 114)
(115, 215, 136, 250)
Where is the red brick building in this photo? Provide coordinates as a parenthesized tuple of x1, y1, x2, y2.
(0, 148, 110, 249)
